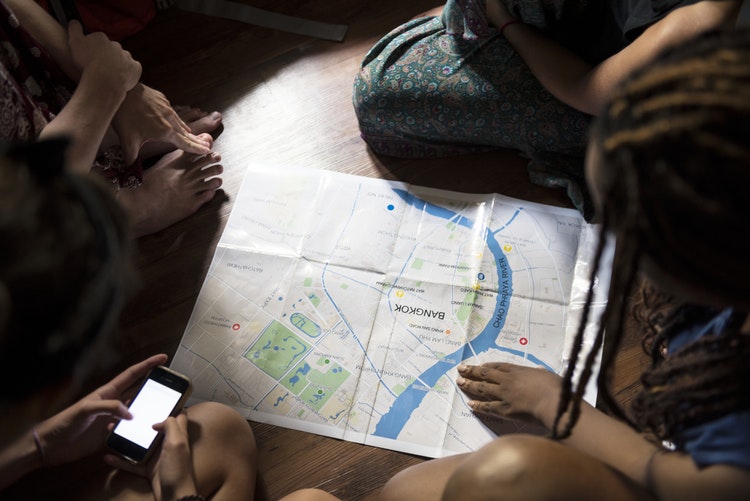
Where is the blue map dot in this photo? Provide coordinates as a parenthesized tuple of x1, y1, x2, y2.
(387, 204, 395, 211)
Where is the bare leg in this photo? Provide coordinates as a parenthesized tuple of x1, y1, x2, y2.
(276, 454, 468, 501)
(182, 402, 258, 500)
(378, 453, 470, 501)
(99, 107, 223, 159)
(115, 134, 224, 237)
(442, 435, 653, 501)
(99, 402, 257, 500)
(278, 488, 344, 501)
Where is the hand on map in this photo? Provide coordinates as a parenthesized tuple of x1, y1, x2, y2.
(456, 362, 562, 425)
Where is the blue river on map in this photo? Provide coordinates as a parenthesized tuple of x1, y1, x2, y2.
(373, 190, 553, 439)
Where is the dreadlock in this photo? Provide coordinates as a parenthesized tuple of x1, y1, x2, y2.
(551, 28, 750, 440)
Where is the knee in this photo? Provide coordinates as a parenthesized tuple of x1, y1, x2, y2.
(443, 435, 563, 501)
(279, 488, 342, 501)
(352, 68, 384, 131)
(379, 466, 415, 501)
(187, 401, 256, 458)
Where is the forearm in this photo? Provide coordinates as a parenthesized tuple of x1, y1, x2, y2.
(39, 71, 127, 173)
(460, 363, 660, 484)
(0, 428, 43, 491)
(4, 0, 81, 80)
(527, 377, 750, 497)
(490, 0, 744, 116)
(552, 400, 660, 485)
(487, 15, 603, 115)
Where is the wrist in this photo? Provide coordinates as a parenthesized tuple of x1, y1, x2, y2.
(78, 66, 131, 104)
(498, 18, 522, 36)
(18, 428, 44, 472)
(31, 426, 46, 468)
(0, 428, 43, 491)
(534, 374, 565, 426)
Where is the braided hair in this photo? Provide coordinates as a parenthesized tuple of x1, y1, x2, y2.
(0, 138, 136, 403)
(551, 28, 750, 440)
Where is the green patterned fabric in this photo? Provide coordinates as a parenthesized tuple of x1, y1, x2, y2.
(353, 1, 615, 219)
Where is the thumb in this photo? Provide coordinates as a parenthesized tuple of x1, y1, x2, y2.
(67, 19, 84, 43)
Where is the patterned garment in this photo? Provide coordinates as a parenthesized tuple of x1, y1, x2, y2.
(353, 0, 603, 219)
(0, 0, 141, 188)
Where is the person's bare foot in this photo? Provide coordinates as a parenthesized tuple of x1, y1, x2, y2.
(116, 134, 224, 237)
(139, 107, 223, 160)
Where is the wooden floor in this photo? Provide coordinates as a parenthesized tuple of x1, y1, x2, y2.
(101, 2, 648, 499)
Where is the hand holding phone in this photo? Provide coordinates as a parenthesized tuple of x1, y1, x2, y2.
(106, 366, 192, 463)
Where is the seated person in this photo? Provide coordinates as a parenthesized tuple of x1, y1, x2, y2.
(1, 0, 224, 236)
(380, 26, 750, 501)
(293, 25, 750, 501)
(353, 0, 744, 219)
(0, 138, 257, 500)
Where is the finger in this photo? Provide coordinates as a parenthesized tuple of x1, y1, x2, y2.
(101, 354, 169, 395)
(480, 361, 515, 371)
(182, 133, 213, 153)
(152, 415, 174, 433)
(154, 414, 190, 450)
(166, 109, 194, 135)
(456, 376, 502, 401)
(159, 411, 189, 432)
(189, 151, 222, 169)
(67, 19, 84, 40)
(467, 399, 510, 417)
(80, 399, 133, 420)
(157, 127, 211, 155)
(66, 20, 85, 56)
(171, 131, 212, 155)
(457, 363, 504, 383)
(174, 411, 189, 430)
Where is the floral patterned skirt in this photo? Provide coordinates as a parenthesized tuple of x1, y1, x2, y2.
(0, 0, 142, 188)
(353, 0, 597, 218)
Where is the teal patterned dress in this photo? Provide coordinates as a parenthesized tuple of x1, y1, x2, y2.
(353, 0, 664, 219)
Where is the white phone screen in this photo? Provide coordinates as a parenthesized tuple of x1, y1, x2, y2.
(113, 379, 182, 448)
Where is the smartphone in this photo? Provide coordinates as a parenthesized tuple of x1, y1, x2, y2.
(106, 365, 192, 463)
